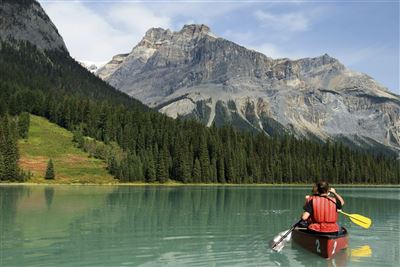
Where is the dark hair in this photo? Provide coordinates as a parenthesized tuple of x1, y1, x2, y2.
(311, 184, 319, 195)
(317, 180, 330, 194)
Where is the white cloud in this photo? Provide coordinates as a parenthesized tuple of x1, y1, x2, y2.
(38, 0, 243, 62)
(39, 1, 171, 62)
(106, 5, 171, 34)
(222, 29, 307, 60)
(248, 42, 306, 60)
(152, 2, 247, 21)
(255, 10, 310, 32)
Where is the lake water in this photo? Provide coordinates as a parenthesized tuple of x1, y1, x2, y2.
(0, 185, 399, 267)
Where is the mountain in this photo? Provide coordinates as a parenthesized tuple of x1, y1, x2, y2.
(79, 60, 107, 73)
(0, 0, 66, 52)
(97, 24, 400, 155)
(1, 0, 398, 184)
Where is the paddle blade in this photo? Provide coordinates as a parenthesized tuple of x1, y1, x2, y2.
(270, 230, 292, 251)
(348, 214, 372, 229)
(339, 211, 372, 229)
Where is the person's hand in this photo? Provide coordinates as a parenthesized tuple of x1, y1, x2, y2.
(329, 187, 336, 194)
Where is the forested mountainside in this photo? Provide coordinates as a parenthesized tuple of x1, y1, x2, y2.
(98, 24, 400, 155)
(0, 0, 399, 184)
(0, 42, 399, 184)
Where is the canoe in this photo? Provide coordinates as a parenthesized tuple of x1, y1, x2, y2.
(292, 227, 349, 259)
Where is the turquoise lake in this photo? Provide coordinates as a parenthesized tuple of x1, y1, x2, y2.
(0, 185, 399, 266)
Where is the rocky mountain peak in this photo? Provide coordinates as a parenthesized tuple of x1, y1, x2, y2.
(0, 0, 67, 52)
(136, 24, 216, 50)
(140, 27, 172, 47)
(179, 24, 214, 38)
(297, 53, 343, 69)
(97, 25, 400, 154)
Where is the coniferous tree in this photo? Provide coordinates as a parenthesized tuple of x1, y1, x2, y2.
(145, 154, 156, 182)
(0, 155, 5, 180)
(174, 143, 191, 183)
(0, 115, 19, 180)
(217, 156, 225, 183)
(45, 159, 55, 180)
(198, 137, 210, 182)
(192, 158, 201, 183)
(0, 41, 399, 185)
(17, 112, 30, 139)
(108, 154, 119, 176)
(156, 145, 169, 183)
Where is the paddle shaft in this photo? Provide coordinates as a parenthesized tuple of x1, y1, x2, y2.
(272, 220, 301, 249)
(339, 210, 362, 222)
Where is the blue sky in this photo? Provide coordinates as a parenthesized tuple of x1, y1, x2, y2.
(39, 0, 399, 93)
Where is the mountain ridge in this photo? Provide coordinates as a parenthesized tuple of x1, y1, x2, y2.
(97, 24, 400, 154)
(0, 0, 67, 52)
(1, 0, 398, 185)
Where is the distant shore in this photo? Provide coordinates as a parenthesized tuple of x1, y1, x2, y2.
(0, 181, 399, 187)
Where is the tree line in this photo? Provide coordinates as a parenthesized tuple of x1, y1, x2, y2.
(0, 41, 399, 184)
(0, 113, 30, 181)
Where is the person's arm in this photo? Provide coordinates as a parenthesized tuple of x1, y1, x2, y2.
(302, 211, 310, 221)
(329, 187, 345, 207)
(301, 200, 313, 220)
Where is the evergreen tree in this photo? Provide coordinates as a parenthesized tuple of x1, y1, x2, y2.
(156, 145, 169, 183)
(0, 41, 399, 185)
(72, 129, 85, 148)
(108, 154, 119, 176)
(198, 137, 210, 182)
(145, 154, 156, 182)
(45, 159, 55, 180)
(0, 155, 5, 180)
(192, 158, 201, 183)
(217, 156, 225, 183)
(0, 115, 19, 180)
(17, 112, 30, 139)
(174, 143, 191, 183)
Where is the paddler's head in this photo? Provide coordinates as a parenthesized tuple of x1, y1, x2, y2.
(311, 184, 319, 195)
(316, 180, 330, 194)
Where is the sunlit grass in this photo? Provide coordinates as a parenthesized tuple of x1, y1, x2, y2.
(18, 115, 116, 184)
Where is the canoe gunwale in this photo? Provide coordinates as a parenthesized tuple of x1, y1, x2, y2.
(295, 227, 348, 239)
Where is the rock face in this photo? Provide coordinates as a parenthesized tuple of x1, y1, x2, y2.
(98, 24, 400, 154)
(0, 0, 67, 51)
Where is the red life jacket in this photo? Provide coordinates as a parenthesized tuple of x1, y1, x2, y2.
(304, 195, 317, 224)
(308, 196, 339, 233)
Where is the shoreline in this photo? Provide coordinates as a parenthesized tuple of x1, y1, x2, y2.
(0, 182, 398, 187)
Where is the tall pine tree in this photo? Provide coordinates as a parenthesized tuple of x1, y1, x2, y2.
(45, 159, 55, 180)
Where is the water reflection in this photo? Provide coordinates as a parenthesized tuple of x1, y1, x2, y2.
(44, 187, 55, 209)
(349, 245, 372, 260)
(0, 186, 398, 267)
(0, 186, 30, 250)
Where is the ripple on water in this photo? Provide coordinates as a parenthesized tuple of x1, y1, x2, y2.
(1, 186, 399, 267)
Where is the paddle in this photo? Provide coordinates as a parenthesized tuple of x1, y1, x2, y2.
(338, 210, 372, 229)
(271, 220, 301, 252)
(350, 245, 372, 257)
(322, 195, 372, 229)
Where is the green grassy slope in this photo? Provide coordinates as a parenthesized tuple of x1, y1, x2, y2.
(18, 115, 116, 183)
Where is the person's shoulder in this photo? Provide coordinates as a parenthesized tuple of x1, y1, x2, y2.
(328, 195, 336, 199)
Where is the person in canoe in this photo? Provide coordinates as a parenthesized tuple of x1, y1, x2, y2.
(299, 184, 320, 227)
(304, 184, 319, 202)
(300, 180, 345, 233)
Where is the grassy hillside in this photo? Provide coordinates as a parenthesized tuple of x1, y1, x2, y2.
(18, 115, 116, 183)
